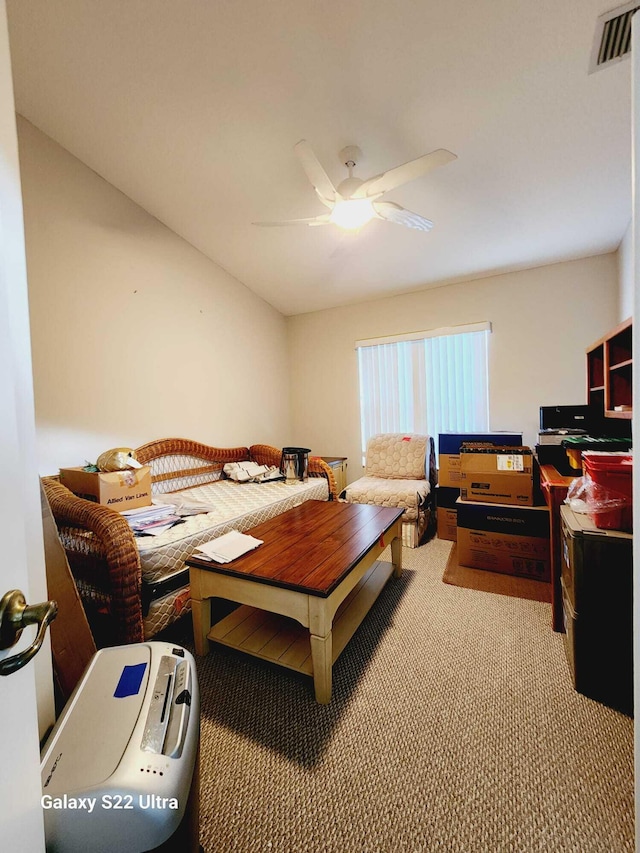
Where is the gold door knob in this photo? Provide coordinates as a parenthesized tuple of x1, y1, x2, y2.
(0, 589, 57, 676)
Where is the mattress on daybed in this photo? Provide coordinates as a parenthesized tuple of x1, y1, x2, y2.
(137, 477, 328, 584)
(143, 583, 193, 639)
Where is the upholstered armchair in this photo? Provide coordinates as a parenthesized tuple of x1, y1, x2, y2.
(341, 433, 436, 547)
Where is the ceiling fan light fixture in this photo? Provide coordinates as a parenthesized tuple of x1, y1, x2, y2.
(254, 141, 456, 231)
(329, 198, 376, 230)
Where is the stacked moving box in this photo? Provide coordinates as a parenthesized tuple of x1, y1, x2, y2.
(456, 499, 551, 582)
(437, 434, 551, 583)
(435, 433, 522, 541)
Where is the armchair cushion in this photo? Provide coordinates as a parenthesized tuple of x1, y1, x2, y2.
(343, 476, 430, 522)
(365, 433, 428, 479)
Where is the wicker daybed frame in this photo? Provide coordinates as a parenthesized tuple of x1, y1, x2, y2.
(42, 439, 337, 647)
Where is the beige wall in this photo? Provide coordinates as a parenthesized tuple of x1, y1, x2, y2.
(287, 255, 619, 482)
(18, 118, 291, 474)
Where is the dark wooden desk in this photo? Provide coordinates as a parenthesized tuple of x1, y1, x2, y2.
(539, 464, 575, 631)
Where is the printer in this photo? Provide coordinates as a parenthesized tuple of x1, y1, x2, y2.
(536, 404, 632, 473)
(538, 405, 593, 442)
(40, 641, 200, 853)
(536, 405, 594, 472)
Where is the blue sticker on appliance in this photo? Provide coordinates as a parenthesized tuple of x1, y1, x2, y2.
(114, 662, 147, 698)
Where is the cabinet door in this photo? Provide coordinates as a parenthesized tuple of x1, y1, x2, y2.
(322, 458, 348, 493)
(333, 460, 347, 493)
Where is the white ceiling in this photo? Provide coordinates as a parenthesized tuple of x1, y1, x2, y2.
(6, 0, 633, 316)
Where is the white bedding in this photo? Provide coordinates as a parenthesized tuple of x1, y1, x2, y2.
(137, 478, 328, 583)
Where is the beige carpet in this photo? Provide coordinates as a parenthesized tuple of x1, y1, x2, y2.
(171, 537, 634, 853)
(443, 542, 552, 603)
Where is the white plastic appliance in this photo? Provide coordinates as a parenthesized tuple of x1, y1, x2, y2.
(40, 641, 200, 852)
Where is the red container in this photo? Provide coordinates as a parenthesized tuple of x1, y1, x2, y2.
(582, 452, 632, 532)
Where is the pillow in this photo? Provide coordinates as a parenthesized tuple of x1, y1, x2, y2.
(364, 433, 428, 479)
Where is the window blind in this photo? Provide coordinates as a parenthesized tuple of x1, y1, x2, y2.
(356, 323, 490, 458)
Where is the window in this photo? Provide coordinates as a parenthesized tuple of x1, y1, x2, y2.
(356, 322, 490, 458)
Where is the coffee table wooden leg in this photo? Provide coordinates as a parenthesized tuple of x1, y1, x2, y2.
(191, 595, 211, 656)
(391, 529, 403, 578)
(310, 630, 333, 704)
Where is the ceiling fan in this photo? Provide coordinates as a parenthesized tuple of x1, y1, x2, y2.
(254, 140, 457, 232)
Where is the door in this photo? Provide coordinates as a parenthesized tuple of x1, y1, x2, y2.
(0, 0, 49, 848)
(633, 17, 639, 853)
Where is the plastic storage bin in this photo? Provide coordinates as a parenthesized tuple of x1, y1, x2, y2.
(582, 451, 632, 532)
(560, 505, 633, 715)
(560, 436, 632, 474)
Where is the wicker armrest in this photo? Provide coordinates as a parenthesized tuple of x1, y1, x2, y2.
(41, 476, 144, 644)
(309, 456, 337, 499)
(249, 444, 337, 499)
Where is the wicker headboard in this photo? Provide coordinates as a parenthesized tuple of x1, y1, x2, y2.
(134, 438, 337, 499)
(135, 438, 251, 494)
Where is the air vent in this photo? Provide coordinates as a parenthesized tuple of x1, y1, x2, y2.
(589, 2, 639, 73)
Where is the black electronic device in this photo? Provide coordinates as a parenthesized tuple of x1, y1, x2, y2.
(539, 405, 594, 432)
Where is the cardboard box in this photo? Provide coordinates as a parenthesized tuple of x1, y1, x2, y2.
(59, 466, 152, 510)
(459, 445, 534, 506)
(456, 499, 550, 581)
(438, 432, 523, 488)
(436, 486, 459, 541)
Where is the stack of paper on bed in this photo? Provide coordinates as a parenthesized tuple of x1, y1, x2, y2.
(152, 493, 216, 515)
(121, 503, 182, 535)
(193, 530, 264, 563)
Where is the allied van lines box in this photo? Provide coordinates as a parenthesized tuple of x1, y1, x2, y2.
(438, 432, 523, 488)
(59, 466, 152, 510)
(459, 446, 534, 506)
(457, 499, 551, 581)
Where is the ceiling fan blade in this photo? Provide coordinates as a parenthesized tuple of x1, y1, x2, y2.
(354, 149, 457, 199)
(253, 214, 331, 227)
(294, 140, 337, 203)
(374, 202, 434, 232)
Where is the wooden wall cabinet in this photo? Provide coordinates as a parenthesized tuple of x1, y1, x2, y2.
(586, 317, 632, 419)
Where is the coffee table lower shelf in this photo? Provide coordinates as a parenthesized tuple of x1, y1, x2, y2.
(207, 559, 393, 678)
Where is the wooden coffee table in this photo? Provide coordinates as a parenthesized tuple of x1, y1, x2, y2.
(188, 500, 403, 703)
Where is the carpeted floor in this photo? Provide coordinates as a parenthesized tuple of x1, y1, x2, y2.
(175, 537, 634, 853)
